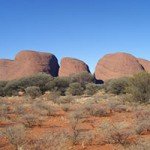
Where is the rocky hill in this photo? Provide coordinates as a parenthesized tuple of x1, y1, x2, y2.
(0, 50, 59, 80)
(59, 57, 90, 77)
(0, 50, 149, 81)
(95, 52, 149, 81)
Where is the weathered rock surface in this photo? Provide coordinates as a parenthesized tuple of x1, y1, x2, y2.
(138, 58, 150, 73)
(0, 50, 59, 80)
(59, 57, 90, 77)
(95, 52, 145, 81)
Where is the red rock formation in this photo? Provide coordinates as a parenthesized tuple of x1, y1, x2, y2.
(0, 50, 59, 80)
(138, 58, 150, 73)
(95, 52, 145, 81)
(59, 57, 90, 77)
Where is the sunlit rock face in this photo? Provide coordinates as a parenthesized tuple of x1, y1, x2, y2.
(59, 57, 90, 77)
(95, 52, 145, 81)
(138, 58, 150, 73)
(0, 50, 59, 80)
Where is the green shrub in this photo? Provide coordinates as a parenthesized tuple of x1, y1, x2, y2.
(127, 72, 150, 103)
(25, 86, 41, 99)
(70, 72, 94, 84)
(66, 82, 84, 96)
(4, 73, 53, 96)
(85, 83, 103, 95)
(105, 77, 129, 95)
(46, 77, 70, 95)
(0, 81, 7, 96)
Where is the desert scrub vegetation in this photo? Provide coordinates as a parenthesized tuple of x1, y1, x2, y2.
(85, 83, 103, 96)
(23, 114, 43, 128)
(82, 102, 111, 117)
(2, 124, 26, 150)
(66, 82, 84, 96)
(25, 86, 42, 99)
(70, 72, 94, 84)
(104, 72, 150, 103)
(57, 95, 73, 104)
(44, 91, 60, 102)
(61, 104, 71, 112)
(45, 77, 70, 95)
(24, 130, 71, 150)
(135, 110, 150, 135)
(3, 73, 53, 96)
(0, 81, 7, 96)
(68, 110, 88, 145)
(0, 72, 99, 97)
(36, 102, 59, 116)
(127, 72, 150, 103)
(104, 77, 129, 95)
(99, 121, 136, 148)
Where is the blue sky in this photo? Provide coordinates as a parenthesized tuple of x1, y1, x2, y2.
(0, 0, 150, 72)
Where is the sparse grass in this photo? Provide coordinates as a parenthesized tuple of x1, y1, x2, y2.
(23, 114, 43, 128)
(24, 130, 71, 150)
(68, 110, 87, 145)
(2, 124, 26, 150)
(85, 104, 110, 117)
(99, 121, 136, 147)
(135, 110, 150, 135)
(61, 104, 71, 112)
(0, 87, 150, 149)
(57, 95, 73, 104)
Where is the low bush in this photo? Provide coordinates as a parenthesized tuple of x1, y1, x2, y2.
(85, 83, 102, 96)
(66, 82, 84, 96)
(57, 95, 73, 104)
(46, 77, 70, 95)
(135, 110, 150, 135)
(105, 77, 129, 95)
(99, 121, 135, 146)
(2, 124, 26, 149)
(25, 86, 41, 99)
(69, 110, 85, 145)
(127, 72, 150, 103)
(37, 103, 58, 116)
(108, 102, 128, 113)
(89, 105, 110, 117)
(44, 91, 60, 102)
(0, 81, 7, 96)
(4, 73, 53, 96)
(70, 72, 94, 85)
(61, 104, 71, 112)
(24, 131, 70, 150)
(23, 114, 43, 128)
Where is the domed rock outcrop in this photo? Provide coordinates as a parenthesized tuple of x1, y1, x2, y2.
(59, 57, 90, 77)
(95, 52, 145, 81)
(138, 58, 150, 73)
(0, 50, 59, 81)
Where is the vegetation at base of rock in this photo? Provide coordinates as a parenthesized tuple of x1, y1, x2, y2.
(127, 72, 150, 103)
(104, 77, 129, 95)
(25, 86, 42, 99)
(0, 71, 150, 103)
